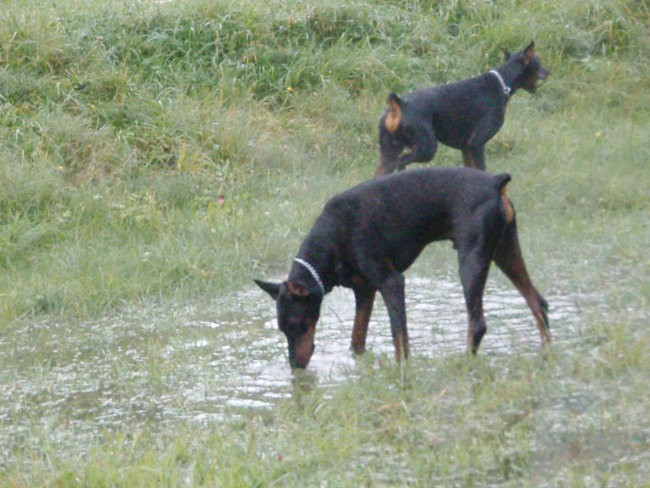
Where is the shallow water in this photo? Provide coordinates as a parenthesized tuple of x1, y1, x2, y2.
(0, 269, 601, 464)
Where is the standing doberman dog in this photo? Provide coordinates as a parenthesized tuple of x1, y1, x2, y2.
(376, 42, 549, 176)
(255, 167, 550, 369)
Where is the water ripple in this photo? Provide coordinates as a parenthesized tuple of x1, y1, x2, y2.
(0, 271, 604, 465)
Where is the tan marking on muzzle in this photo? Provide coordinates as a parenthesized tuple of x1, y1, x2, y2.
(294, 323, 316, 368)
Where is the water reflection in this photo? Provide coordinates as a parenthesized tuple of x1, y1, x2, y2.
(0, 270, 601, 464)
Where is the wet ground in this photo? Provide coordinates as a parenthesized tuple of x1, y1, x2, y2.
(0, 269, 602, 464)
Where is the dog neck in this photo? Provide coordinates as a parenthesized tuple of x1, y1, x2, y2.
(488, 69, 512, 98)
(291, 216, 343, 295)
(492, 55, 535, 96)
(293, 258, 325, 296)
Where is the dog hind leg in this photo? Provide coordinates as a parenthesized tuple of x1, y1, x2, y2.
(493, 221, 551, 345)
(378, 272, 410, 361)
(458, 248, 492, 354)
(461, 145, 486, 170)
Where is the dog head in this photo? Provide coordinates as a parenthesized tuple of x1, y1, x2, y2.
(504, 41, 549, 93)
(255, 279, 322, 369)
(377, 92, 415, 175)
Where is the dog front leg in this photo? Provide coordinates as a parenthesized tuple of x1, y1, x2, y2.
(378, 273, 410, 361)
(396, 146, 429, 170)
(351, 287, 376, 354)
(397, 129, 437, 171)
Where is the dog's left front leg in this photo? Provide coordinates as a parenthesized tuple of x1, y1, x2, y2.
(351, 287, 376, 354)
(378, 273, 409, 361)
(397, 126, 437, 171)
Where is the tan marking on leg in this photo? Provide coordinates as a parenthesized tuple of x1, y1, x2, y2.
(294, 323, 316, 368)
(351, 291, 375, 354)
(493, 226, 549, 348)
(393, 332, 410, 361)
(461, 148, 479, 168)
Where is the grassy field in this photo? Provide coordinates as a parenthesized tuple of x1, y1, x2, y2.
(1, 0, 649, 485)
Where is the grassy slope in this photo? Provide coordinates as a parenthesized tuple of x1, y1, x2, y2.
(1, 0, 649, 485)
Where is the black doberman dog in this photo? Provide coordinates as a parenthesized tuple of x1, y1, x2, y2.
(376, 42, 548, 176)
(255, 167, 550, 369)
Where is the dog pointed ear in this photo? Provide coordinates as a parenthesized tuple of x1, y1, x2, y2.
(286, 280, 310, 297)
(494, 173, 514, 224)
(523, 41, 535, 63)
(254, 279, 282, 300)
(503, 48, 512, 61)
(386, 92, 402, 106)
(385, 92, 402, 134)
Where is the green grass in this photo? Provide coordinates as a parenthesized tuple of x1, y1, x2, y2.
(1, 0, 649, 485)
(1, 0, 647, 323)
(5, 338, 648, 486)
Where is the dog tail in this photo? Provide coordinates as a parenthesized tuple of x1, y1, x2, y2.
(494, 173, 514, 224)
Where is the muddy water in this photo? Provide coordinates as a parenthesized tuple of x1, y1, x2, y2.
(0, 270, 599, 462)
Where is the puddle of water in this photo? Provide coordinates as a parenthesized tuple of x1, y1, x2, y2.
(0, 269, 603, 466)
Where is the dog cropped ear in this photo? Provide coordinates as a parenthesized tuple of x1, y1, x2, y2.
(385, 92, 402, 134)
(523, 41, 535, 63)
(286, 280, 310, 297)
(494, 173, 514, 224)
(386, 92, 402, 106)
(254, 279, 281, 300)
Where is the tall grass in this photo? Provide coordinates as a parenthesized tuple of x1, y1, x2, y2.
(2, 0, 646, 323)
(0, 0, 649, 484)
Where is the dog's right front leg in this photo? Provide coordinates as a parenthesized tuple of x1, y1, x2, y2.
(378, 273, 410, 361)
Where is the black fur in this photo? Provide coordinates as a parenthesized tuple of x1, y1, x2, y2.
(256, 167, 550, 369)
(376, 42, 549, 175)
